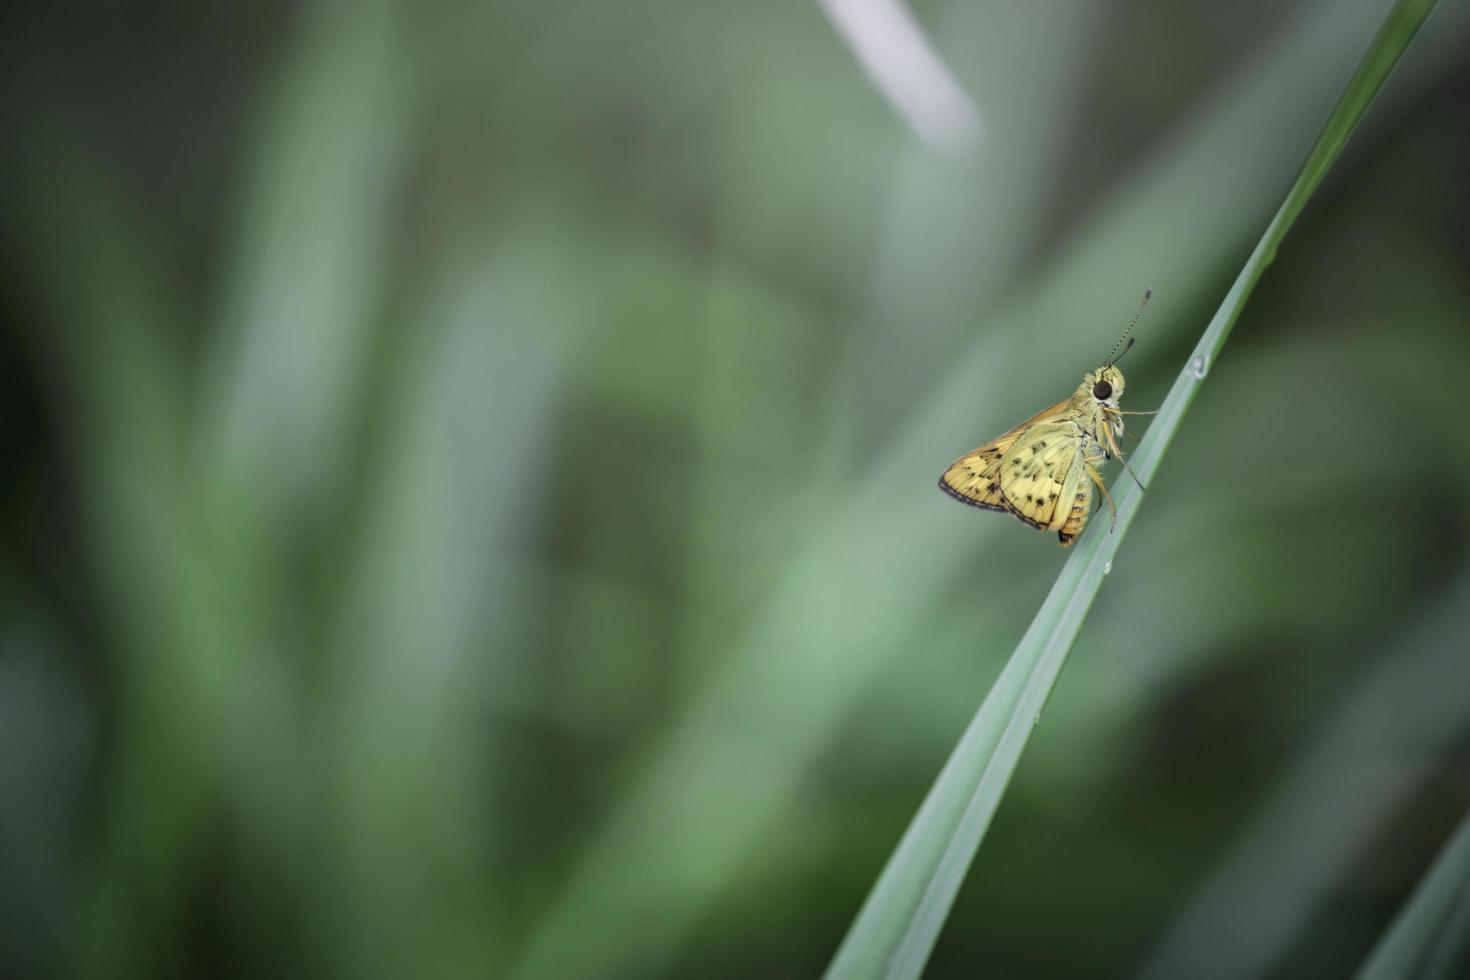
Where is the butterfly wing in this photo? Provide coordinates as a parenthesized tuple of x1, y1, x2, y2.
(938, 443, 1013, 512)
(938, 400, 1074, 513)
(997, 423, 1086, 532)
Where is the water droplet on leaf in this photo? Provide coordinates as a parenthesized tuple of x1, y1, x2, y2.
(1188, 354, 1208, 379)
(1102, 560, 1112, 575)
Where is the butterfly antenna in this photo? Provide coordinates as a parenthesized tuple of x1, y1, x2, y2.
(1103, 287, 1152, 367)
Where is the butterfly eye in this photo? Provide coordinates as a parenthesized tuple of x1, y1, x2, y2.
(1092, 380, 1113, 400)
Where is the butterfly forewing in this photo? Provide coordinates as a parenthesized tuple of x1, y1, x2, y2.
(937, 399, 1073, 513)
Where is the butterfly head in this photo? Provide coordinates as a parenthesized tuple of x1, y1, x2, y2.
(1085, 365, 1125, 406)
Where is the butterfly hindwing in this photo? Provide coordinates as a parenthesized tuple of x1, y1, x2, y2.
(997, 423, 1082, 531)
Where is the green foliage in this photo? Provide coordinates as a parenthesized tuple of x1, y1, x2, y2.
(1357, 804, 1470, 979)
(0, 2, 1467, 979)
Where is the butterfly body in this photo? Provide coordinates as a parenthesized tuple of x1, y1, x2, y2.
(939, 365, 1130, 547)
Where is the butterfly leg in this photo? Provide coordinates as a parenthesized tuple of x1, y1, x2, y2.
(1101, 416, 1148, 492)
(1084, 462, 1117, 532)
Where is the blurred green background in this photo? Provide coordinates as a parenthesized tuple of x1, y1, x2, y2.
(3, 1, 1469, 977)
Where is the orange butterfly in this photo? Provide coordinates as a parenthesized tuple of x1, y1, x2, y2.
(939, 291, 1155, 546)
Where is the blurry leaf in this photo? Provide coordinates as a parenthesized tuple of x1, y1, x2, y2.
(1136, 572, 1470, 980)
(1357, 805, 1470, 980)
(312, 208, 605, 974)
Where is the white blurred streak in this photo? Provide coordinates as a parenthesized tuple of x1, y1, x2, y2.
(202, 0, 401, 512)
(815, 0, 981, 150)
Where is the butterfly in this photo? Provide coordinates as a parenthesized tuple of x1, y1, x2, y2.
(938, 290, 1156, 547)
